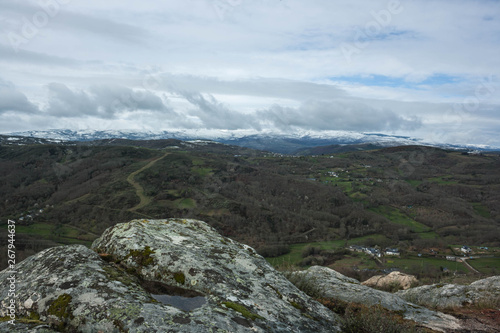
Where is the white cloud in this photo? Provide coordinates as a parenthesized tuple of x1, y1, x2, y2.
(0, 0, 499, 146)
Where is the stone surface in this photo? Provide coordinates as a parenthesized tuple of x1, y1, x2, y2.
(0, 219, 340, 332)
(362, 271, 418, 290)
(396, 276, 500, 309)
(298, 266, 462, 332)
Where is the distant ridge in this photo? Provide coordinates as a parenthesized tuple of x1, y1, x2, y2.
(4, 129, 498, 154)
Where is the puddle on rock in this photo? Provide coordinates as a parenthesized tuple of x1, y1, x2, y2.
(141, 279, 207, 312)
(152, 294, 206, 311)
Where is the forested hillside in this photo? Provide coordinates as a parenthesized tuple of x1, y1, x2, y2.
(1, 142, 499, 273)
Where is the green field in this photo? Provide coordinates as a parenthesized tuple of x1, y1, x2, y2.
(329, 253, 380, 271)
(191, 167, 213, 177)
(419, 231, 439, 239)
(3, 222, 94, 246)
(266, 241, 338, 267)
(406, 179, 423, 187)
(472, 203, 492, 218)
(384, 256, 469, 274)
(468, 257, 500, 275)
(175, 198, 196, 209)
(370, 206, 431, 233)
(265, 234, 390, 267)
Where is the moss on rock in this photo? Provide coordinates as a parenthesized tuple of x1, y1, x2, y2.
(102, 264, 138, 286)
(124, 246, 155, 266)
(174, 272, 186, 285)
(222, 302, 264, 321)
(47, 293, 74, 330)
(48, 294, 73, 320)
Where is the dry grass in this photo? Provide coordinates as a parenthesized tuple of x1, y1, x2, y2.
(282, 269, 426, 333)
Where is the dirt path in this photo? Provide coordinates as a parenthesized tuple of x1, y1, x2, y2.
(127, 152, 169, 212)
(69, 224, 99, 237)
(461, 257, 481, 274)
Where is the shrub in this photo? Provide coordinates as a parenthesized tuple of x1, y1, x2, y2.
(301, 246, 322, 258)
(300, 255, 325, 266)
(257, 244, 291, 257)
(341, 304, 425, 333)
(282, 270, 324, 299)
(283, 270, 426, 333)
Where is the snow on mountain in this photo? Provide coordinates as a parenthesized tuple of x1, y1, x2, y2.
(7, 129, 414, 143)
(4, 129, 498, 154)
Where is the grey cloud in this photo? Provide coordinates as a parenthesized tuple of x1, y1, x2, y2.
(258, 100, 422, 132)
(88, 85, 169, 113)
(0, 43, 80, 67)
(178, 89, 420, 133)
(162, 75, 347, 101)
(0, 1, 148, 44)
(182, 92, 261, 130)
(0, 79, 39, 114)
(46, 83, 97, 117)
(55, 12, 148, 44)
(46, 83, 170, 118)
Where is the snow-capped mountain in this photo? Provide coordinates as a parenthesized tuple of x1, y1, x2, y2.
(4, 129, 498, 154)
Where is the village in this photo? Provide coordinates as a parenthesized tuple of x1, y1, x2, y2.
(345, 243, 497, 276)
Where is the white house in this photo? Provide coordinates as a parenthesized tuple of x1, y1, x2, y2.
(461, 246, 472, 254)
(384, 248, 400, 256)
(365, 247, 382, 258)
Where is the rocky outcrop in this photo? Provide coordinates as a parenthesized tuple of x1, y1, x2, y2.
(362, 271, 418, 290)
(296, 266, 462, 332)
(396, 276, 500, 309)
(0, 219, 340, 332)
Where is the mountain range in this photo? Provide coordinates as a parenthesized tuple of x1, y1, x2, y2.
(5, 129, 498, 154)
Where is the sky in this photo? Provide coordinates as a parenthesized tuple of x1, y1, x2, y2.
(0, 0, 499, 146)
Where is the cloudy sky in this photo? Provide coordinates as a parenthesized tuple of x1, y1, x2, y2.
(0, 0, 499, 146)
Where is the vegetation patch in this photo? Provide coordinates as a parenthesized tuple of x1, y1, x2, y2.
(472, 203, 491, 218)
(282, 271, 323, 299)
(191, 167, 213, 177)
(426, 176, 458, 185)
(468, 257, 500, 275)
(0, 313, 44, 325)
(289, 301, 304, 310)
(174, 272, 186, 285)
(370, 206, 431, 233)
(7, 223, 94, 246)
(221, 302, 264, 321)
(102, 264, 138, 286)
(48, 293, 74, 330)
(175, 198, 196, 209)
(340, 303, 426, 333)
(266, 235, 388, 268)
(124, 246, 155, 266)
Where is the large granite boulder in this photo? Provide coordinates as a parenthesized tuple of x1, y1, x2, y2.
(362, 271, 418, 290)
(296, 266, 462, 332)
(396, 276, 500, 309)
(0, 219, 340, 332)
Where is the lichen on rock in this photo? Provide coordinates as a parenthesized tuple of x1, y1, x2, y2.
(396, 276, 500, 310)
(0, 219, 341, 332)
(295, 266, 462, 332)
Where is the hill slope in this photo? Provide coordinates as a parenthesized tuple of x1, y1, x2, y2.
(1, 140, 499, 277)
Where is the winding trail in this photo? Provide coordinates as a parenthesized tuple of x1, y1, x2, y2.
(127, 152, 169, 212)
(461, 257, 481, 274)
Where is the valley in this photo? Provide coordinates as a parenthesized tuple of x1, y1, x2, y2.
(1, 138, 499, 283)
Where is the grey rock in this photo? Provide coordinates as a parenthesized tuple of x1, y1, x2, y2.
(0, 219, 340, 332)
(396, 276, 500, 309)
(297, 266, 462, 332)
(0, 323, 57, 332)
